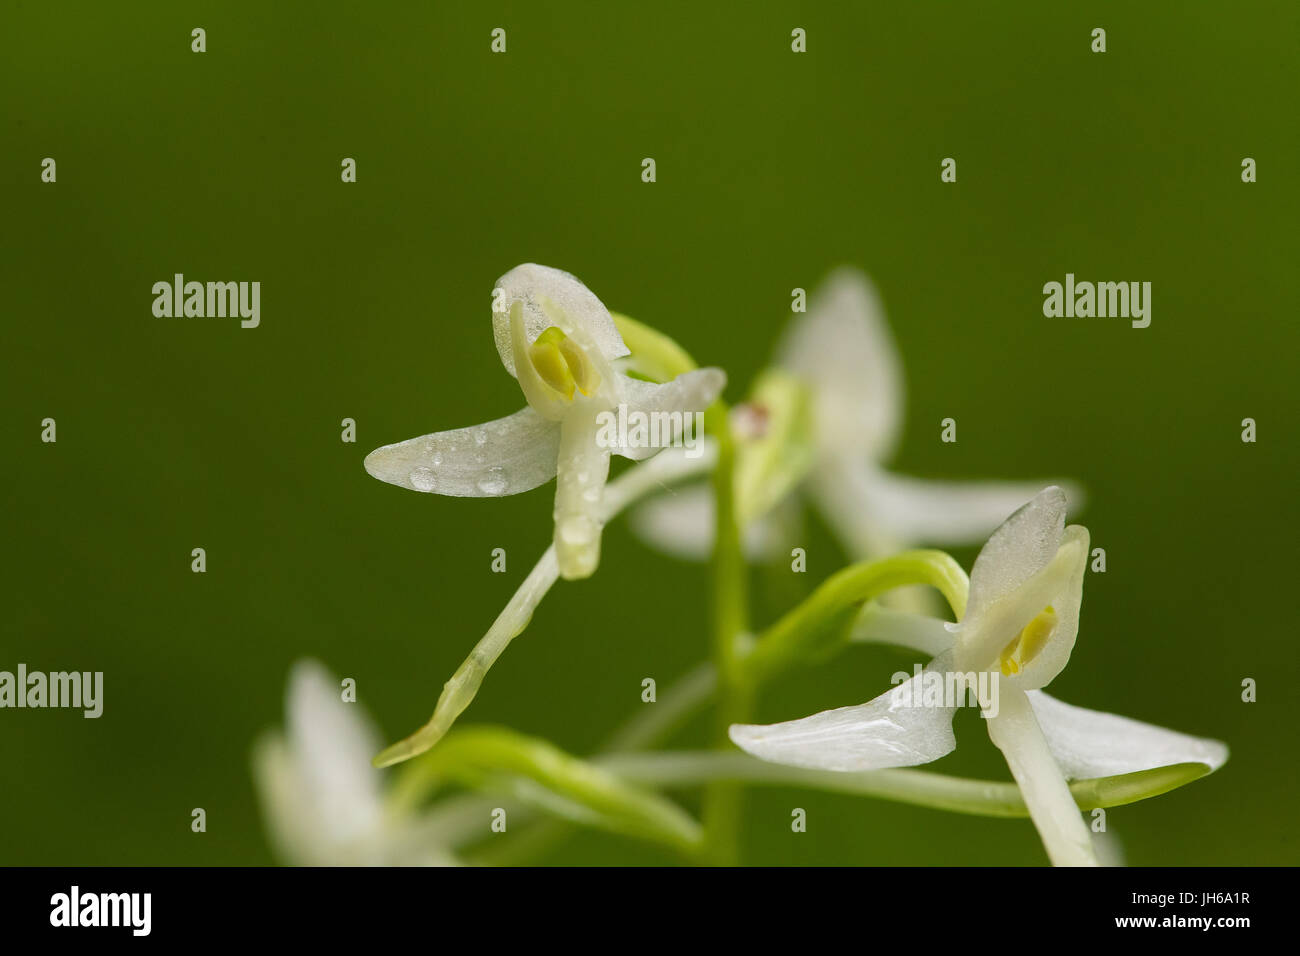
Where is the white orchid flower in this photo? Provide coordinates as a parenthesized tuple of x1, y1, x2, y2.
(365, 263, 726, 580)
(253, 659, 460, 866)
(729, 487, 1228, 866)
(633, 268, 1078, 562)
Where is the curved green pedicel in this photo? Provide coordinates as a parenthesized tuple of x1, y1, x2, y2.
(738, 550, 971, 687)
(392, 726, 705, 858)
(373, 316, 718, 770)
(387, 726, 1218, 864)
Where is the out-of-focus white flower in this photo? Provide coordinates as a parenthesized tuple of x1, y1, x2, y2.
(364, 264, 725, 580)
(253, 659, 458, 866)
(633, 268, 1080, 562)
(729, 488, 1227, 866)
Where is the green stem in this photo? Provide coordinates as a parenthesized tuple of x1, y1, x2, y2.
(597, 751, 1215, 818)
(613, 312, 751, 864)
(708, 416, 748, 674)
(395, 726, 705, 859)
(701, 412, 749, 864)
(739, 550, 969, 688)
(394, 741, 1216, 864)
(434, 662, 722, 868)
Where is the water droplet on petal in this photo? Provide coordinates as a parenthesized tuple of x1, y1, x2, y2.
(476, 467, 507, 496)
(410, 467, 437, 492)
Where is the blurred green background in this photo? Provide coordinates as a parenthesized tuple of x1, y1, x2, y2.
(3, 1, 1296, 865)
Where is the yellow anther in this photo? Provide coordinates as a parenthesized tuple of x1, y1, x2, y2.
(558, 335, 601, 396)
(998, 606, 1058, 677)
(527, 326, 601, 400)
(529, 327, 577, 400)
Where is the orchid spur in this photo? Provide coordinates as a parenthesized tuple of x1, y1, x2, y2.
(364, 263, 725, 580)
(728, 487, 1228, 866)
(633, 268, 1081, 563)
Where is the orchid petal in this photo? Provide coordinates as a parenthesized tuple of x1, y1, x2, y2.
(859, 470, 1087, 547)
(777, 267, 903, 462)
(629, 484, 715, 558)
(254, 734, 339, 866)
(615, 367, 727, 460)
(364, 406, 560, 498)
(629, 483, 782, 561)
(729, 653, 958, 772)
(286, 660, 385, 826)
(253, 660, 386, 865)
(966, 486, 1068, 623)
(953, 487, 1091, 678)
(509, 300, 574, 420)
(1028, 691, 1229, 779)
(805, 458, 907, 559)
(955, 523, 1089, 683)
(1010, 525, 1088, 689)
(492, 263, 628, 378)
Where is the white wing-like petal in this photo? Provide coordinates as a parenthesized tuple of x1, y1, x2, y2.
(806, 458, 906, 559)
(862, 471, 1087, 547)
(615, 368, 727, 460)
(629, 483, 781, 561)
(630, 484, 716, 559)
(285, 660, 385, 846)
(253, 660, 388, 866)
(254, 733, 330, 866)
(729, 659, 958, 772)
(1028, 691, 1230, 779)
(777, 268, 903, 462)
(492, 263, 629, 376)
(363, 407, 560, 497)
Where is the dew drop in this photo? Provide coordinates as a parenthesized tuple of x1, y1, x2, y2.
(477, 467, 507, 496)
(409, 467, 437, 492)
